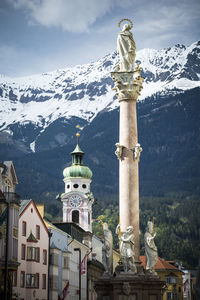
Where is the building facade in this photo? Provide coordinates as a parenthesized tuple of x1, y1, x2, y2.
(140, 256, 183, 300)
(13, 200, 49, 300)
(0, 161, 20, 299)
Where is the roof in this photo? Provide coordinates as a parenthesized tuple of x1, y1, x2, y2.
(19, 199, 32, 215)
(140, 256, 180, 271)
(27, 231, 38, 242)
(3, 161, 18, 184)
(19, 199, 49, 235)
(71, 144, 84, 154)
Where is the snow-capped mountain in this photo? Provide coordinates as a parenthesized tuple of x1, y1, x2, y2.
(0, 41, 200, 153)
(0, 41, 200, 202)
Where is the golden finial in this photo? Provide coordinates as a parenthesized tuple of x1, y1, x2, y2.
(118, 18, 133, 29)
(76, 132, 80, 143)
(75, 125, 81, 144)
(117, 65, 120, 72)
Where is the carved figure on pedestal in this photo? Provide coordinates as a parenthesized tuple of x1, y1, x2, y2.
(132, 143, 143, 161)
(115, 143, 124, 160)
(144, 221, 158, 274)
(117, 19, 136, 72)
(118, 225, 137, 273)
(102, 222, 113, 275)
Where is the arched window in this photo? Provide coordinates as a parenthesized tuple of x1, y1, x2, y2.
(88, 212, 90, 225)
(72, 210, 79, 224)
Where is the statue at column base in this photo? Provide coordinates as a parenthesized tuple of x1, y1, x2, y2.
(102, 222, 113, 276)
(117, 225, 137, 274)
(144, 221, 158, 275)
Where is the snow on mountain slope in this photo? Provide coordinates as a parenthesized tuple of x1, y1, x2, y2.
(0, 41, 200, 136)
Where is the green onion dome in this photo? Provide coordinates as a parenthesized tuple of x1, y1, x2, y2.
(63, 165, 92, 179)
(63, 143, 92, 179)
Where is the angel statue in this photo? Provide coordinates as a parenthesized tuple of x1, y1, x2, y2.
(116, 224, 137, 273)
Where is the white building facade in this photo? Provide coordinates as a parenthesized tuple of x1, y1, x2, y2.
(13, 200, 49, 300)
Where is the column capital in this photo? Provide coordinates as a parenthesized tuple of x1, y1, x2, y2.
(111, 71, 144, 102)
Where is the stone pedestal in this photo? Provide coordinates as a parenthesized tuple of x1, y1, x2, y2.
(95, 273, 164, 300)
(112, 71, 144, 265)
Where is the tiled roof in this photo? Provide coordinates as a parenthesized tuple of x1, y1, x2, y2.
(140, 256, 179, 270)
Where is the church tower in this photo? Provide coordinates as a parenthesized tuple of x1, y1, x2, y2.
(61, 134, 94, 232)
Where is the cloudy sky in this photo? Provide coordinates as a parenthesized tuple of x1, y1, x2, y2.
(0, 0, 199, 77)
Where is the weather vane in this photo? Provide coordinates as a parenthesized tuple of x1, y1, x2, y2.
(118, 18, 133, 29)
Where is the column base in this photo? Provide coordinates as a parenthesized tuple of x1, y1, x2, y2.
(94, 273, 165, 300)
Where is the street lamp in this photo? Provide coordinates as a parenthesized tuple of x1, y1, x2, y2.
(74, 248, 81, 300)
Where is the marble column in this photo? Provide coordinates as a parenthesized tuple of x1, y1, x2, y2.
(112, 71, 144, 265)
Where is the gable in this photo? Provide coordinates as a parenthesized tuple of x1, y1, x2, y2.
(19, 199, 49, 235)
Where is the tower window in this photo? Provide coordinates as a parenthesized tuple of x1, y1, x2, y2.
(73, 184, 79, 188)
(67, 184, 70, 189)
(88, 212, 90, 225)
(82, 184, 86, 189)
(72, 210, 79, 224)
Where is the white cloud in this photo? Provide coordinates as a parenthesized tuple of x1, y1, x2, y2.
(8, 0, 114, 32)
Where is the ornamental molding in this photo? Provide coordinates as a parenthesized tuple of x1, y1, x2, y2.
(111, 71, 144, 102)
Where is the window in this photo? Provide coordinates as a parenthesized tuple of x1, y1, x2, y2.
(13, 208, 18, 227)
(42, 274, 46, 289)
(43, 249, 47, 265)
(13, 271, 17, 287)
(26, 273, 39, 288)
(27, 247, 40, 262)
(20, 271, 25, 288)
(36, 225, 40, 240)
(21, 244, 26, 260)
(82, 184, 86, 188)
(4, 179, 11, 193)
(73, 184, 79, 188)
(22, 221, 26, 236)
(63, 257, 69, 269)
(67, 184, 70, 189)
(166, 292, 178, 300)
(72, 210, 79, 223)
(88, 212, 90, 225)
(166, 276, 178, 284)
(12, 237, 18, 260)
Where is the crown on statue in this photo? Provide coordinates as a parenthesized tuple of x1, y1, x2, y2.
(118, 18, 133, 29)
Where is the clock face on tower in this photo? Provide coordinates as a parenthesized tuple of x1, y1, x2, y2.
(69, 194, 82, 207)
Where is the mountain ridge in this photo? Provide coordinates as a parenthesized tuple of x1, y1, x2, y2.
(0, 41, 199, 153)
(0, 40, 199, 199)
